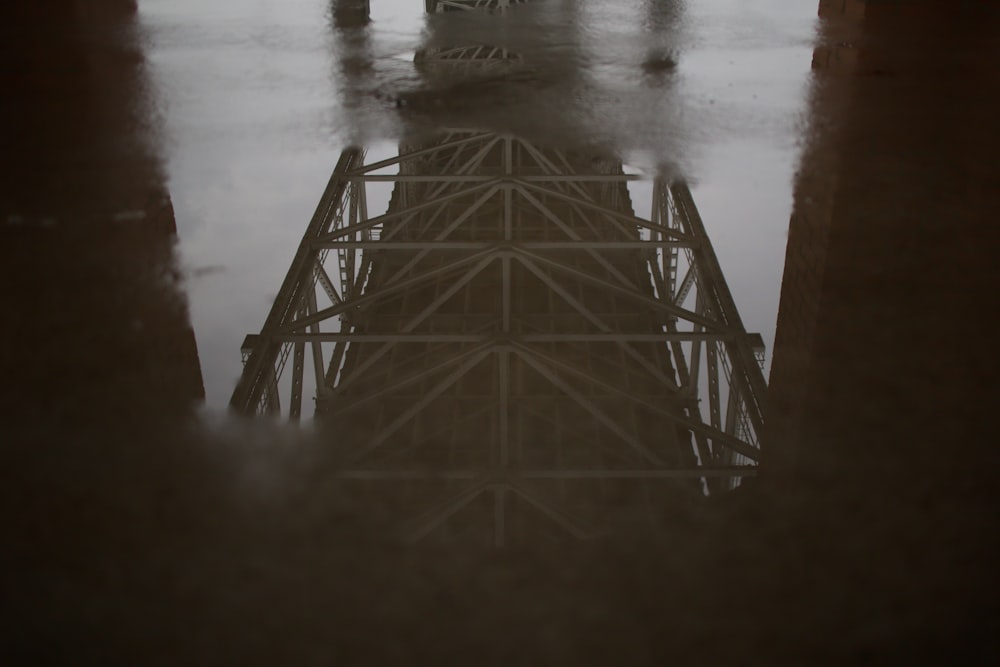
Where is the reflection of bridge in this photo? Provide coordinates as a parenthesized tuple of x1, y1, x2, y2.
(425, 0, 529, 12)
(232, 1, 766, 544)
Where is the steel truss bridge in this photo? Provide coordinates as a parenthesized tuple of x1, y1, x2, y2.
(231, 0, 767, 545)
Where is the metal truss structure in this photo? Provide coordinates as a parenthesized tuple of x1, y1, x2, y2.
(231, 0, 767, 544)
(231, 131, 767, 542)
(418, 1, 526, 75)
(426, 0, 529, 14)
(416, 44, 521, 72)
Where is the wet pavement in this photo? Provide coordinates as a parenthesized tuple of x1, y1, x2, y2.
(2, 0, 999, 664)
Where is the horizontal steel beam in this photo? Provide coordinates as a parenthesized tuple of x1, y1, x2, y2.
(271, 333, 730, 343)
(520, 468, 757, 479)
(315, 179, 500, 242)
(279, 249, 497, 333)
(347, 133, 493, 174)
(339, 470, 480, 480)
(515, 180, 690, 240)
(325, 394, 681, 401)
(336, 468, 756, 480)
(313, 241, 697, 250)
(513, 342, 760, 462)
(514, 248, 725, 331)
(352, 174, 645, 182)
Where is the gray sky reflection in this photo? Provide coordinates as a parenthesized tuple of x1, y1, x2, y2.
(141, 0, 815, 408)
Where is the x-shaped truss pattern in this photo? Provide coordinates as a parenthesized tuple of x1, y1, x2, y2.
(428, 0, 529, 13)
(231, 130, 767, 544)
(418, 1, 524, 75)
(232, 0, 765, 544)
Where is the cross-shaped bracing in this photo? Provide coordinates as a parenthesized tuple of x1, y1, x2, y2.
(428, 0, 529, 14)
(231, 130, 767, 543)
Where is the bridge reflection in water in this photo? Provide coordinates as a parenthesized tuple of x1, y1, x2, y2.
(5, 0, 1000, 662)
(231, 1, 765, 545)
